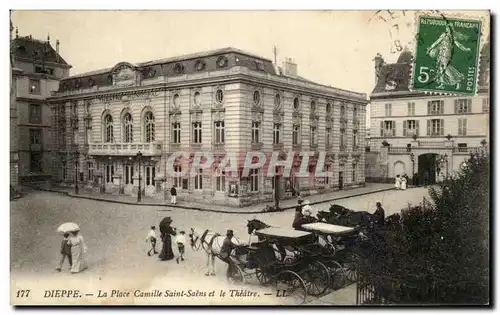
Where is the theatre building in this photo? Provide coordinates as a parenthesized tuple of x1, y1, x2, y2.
(48, 47, 368, 206)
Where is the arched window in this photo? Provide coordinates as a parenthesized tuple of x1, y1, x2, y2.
(340, 105, 346, 118)
(353, 107, 357, 119)
(145, 112, 155, 142)
(104, 114, 114, 143)
(123, 113, 133, 143)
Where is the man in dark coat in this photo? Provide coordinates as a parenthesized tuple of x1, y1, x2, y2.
(292, 196, 304, 229)
(374, 202, 386, 226)
(170, 185, 177, 205)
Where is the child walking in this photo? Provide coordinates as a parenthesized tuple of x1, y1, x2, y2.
(146, 226, 159, 256)
(175, 230, 186, 264)
(56, 233, 72, 272)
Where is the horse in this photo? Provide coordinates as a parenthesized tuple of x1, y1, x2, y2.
(188, 227, 245, 276)
(319, 204, 377, 228)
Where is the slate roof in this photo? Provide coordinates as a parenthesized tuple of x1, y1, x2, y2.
(11, 36, 69, 66)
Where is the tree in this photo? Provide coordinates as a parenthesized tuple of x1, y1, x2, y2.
(360, 152, 489, 304)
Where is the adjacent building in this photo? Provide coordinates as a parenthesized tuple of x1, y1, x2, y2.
(11, 31, 71, 184)
(48, 48, 368, 206)
(368, 44, 489, 184)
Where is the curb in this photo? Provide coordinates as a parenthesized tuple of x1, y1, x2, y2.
(26, 185, 395, 214)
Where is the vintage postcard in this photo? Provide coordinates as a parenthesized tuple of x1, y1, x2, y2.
(10, 10, 490, 306)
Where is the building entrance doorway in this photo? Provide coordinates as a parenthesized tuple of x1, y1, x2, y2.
(339, 171, 344, 190)
(418, 153, 438, 185)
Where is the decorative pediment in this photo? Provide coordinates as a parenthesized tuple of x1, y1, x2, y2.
(251, 111, 263, 122)
(273, 113, 284, 124)
(310, 118, 318, 127)
(170, 113, 181, 123)
(213, 111, 225, 121)
(292, 116, 301, 125)
(111, 62, 137, 86)
(191, 112, 202, 122)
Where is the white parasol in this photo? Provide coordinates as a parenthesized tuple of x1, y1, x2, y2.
(57, 222, 80, 233)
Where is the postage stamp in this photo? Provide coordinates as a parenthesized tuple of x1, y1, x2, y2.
(411, 14, 482, 95)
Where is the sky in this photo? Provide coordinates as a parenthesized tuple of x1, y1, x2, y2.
(10, 10, 490, 128)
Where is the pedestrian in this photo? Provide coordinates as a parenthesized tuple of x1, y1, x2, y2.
(394, 175, 401, 190)
(220, 230, 236, 277)
(69, 230, 88, 274)
(145, 226, 159, 256)
(175, 230, 186, 264)
(56, 232, 72, 272)
(170, 185, 177, 205)
(401, 175, 407, 190)
(374, 202, 386, 226)
(159, 217, 176, 261)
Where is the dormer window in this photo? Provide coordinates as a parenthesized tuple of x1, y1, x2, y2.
(107, 74, 113, 84)
(75, 79, 81, 89)
(195, 60, 206, 71)
(255, 60, 265, 71)
(216, 56, 228, 68)
(174, 63, 185, 74)
(88, 78, 95, 88)
(147, 67, 156, 78)
(62, 82, 69, 91)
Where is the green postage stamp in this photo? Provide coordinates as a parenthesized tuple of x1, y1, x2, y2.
(412, 15, 482, 95)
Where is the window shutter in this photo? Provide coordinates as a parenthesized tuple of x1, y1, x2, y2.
(380, 121, 384, 136)
(407, 103, 411, 116)
(416, 120, 420, 136)
(458, 119, 462, 135)
(467, 99, 472, 113)
(427, 101, 431, 115)
(440, 100, 444, 114)
(440, 119, 444, 135)
(427, 120, 430, 135)
(392, 121, 396, 136)
(463, 119, 467, 136)
(454, 99, 458, 114)
(403, 120, 407, 136)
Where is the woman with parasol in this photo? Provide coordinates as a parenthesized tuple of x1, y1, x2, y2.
(57, 222, 87, 273)
(158, 217, 177, 261)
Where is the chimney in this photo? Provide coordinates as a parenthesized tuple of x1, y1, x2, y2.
(56, 39, 60, 62)
(282, 57, 298, 77)
(47, 34, 50, 44)
(373, 53, 385, 85)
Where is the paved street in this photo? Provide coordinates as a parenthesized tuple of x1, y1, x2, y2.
(10, 187, 430, 305)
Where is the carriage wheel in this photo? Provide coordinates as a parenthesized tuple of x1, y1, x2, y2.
(303, 261, 330, 297)
(324, 243, 336, 256)
(343, 252, 362, 282)
(324, 260, 347, 289)
(274, 270, 308, 305)
(227, 264, 245, 285)
(255, 268, 271, 286)
(283, 256, 294, 265)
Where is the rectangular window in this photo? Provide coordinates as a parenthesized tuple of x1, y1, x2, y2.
(182, 178, 189, 190)
(192, 122, 202, 144)
(87, 162, 94, 182)
(30, 152, 43, 173)
(458, 118, 467, 136)
(292, 125, 300, 145)
(172, 122, 181, 144)
(385, 103, 392, 117)
(403, 119, 419, 137)
(194, 168, 203, 190)
(428, 100, 444, 115)
(105, 165, 114, 183)
(407, 102, 415, 116)
(310, 126, 317, 145)
(273, 123, 281, 144)
(353, 131, 358, 147)
(252, 121, 260, 143)
(29, 79, 41, 94)
(383, 121, 396, 137)
(250, 169, 259, 192)
(29, 104, 42, 124)
(124, 165, 134, 184)
(173, 166, 182, 188)
(145, 166, 155, 186)
(326, 128, 331, 146)
(340, 132, 345, 149)
(62, 161, 67, 180)
(29, 129, 42, 145)
(455, 99, 472, 113)
(214, 121, 225, 144)
(431, 119, 442, 136)
(216, 170, 225, 192)
(458, 143, 467, 152)
(325, 165, 331, 185)
(352, 164, 356, 183)
(482, 97, 489, 113)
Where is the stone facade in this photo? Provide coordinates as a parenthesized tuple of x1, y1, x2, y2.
(49, 48, 368, 206)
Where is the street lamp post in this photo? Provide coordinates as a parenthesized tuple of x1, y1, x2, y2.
(274, 166, 280, 211)
(74, 150, 79, 195)
(444, 153, 448, 178)
(136, 151, 143, 202)
(410, 153, 415, 186)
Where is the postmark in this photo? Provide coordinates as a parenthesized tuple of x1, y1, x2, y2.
(411, 14, 482, 95)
